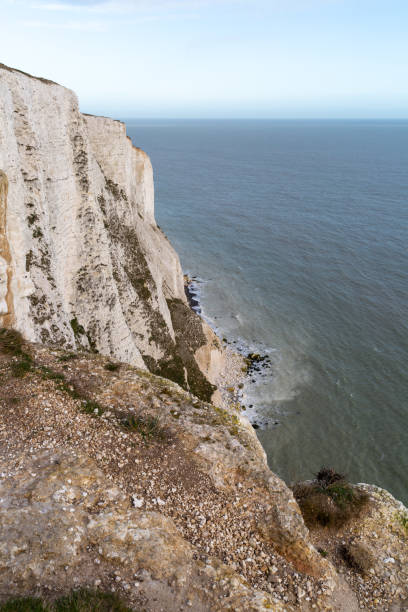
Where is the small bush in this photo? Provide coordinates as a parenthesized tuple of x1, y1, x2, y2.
(0, 329, 24, 356)
(122, 414, 165, 441)
(104, 362, 120, 372)
(316, 467, 345, 487)
(292, 468, 368, 529)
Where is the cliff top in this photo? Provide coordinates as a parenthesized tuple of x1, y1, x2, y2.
(0, 62, 58, 85)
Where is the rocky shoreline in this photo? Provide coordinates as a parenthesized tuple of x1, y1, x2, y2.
(184, 274, 273, 428)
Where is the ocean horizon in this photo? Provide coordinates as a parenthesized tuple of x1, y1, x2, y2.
(125, 118, 408, 505)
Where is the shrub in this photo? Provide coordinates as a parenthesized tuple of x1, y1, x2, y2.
(104, 362, 120, 372)
(292, 468, 368, 529)
(122, 414, 166, 441)
(316, 467, 345, 487)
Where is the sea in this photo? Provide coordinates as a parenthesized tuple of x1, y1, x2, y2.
(124, 119, 408, 505)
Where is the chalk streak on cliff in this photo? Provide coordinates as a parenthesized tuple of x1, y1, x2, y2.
(0, 171, 14, 327)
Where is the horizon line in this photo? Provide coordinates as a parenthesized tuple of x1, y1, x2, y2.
(114, 116, 408, 122)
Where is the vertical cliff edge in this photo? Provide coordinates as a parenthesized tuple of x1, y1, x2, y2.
(0, 63, 222, 402)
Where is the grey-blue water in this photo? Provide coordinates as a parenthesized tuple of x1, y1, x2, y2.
(125, 119, 408, 505)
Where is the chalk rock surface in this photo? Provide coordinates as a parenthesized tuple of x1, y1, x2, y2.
(0, 63, 221, 401)
(0, 450, 288, 612)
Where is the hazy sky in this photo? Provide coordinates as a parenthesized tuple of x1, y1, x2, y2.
(1, 0, 408, 118)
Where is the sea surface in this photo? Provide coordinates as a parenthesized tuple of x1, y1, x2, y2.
(125, 119, 408, 505)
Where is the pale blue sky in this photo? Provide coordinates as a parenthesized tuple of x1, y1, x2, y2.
(1, 0, 408, 118)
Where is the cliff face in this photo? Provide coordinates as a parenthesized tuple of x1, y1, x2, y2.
(0, 63, 221, 401)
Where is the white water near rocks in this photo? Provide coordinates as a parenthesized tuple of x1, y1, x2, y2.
(125, 119, 408, 504)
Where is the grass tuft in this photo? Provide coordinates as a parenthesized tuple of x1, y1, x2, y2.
(0, 597, 47, 611)
(122, 413, 166, 441)
(80, 400, 104, 417)
(11, 358, 32, 378)
(0, 589, 133, 612)
(58, 353, 78, 363)
(53, 588, 132, 611)
(396, 510, 408, 532)
(39, 366, 65, 382)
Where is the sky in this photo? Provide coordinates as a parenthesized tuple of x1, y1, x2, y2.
(1, 0, 408, 118)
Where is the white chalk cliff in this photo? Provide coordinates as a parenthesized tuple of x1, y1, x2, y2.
(0, 63, 221, 401)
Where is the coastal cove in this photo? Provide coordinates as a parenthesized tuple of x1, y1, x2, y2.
(125, 119, 408, 505)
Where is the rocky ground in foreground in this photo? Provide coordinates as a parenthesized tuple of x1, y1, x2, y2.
(0, 334, 407, 611)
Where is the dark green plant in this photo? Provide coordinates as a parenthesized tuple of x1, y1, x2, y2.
(0, 589, 133, 612)
(104, 362, 120, 372)
(70, 318, 86, 337)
